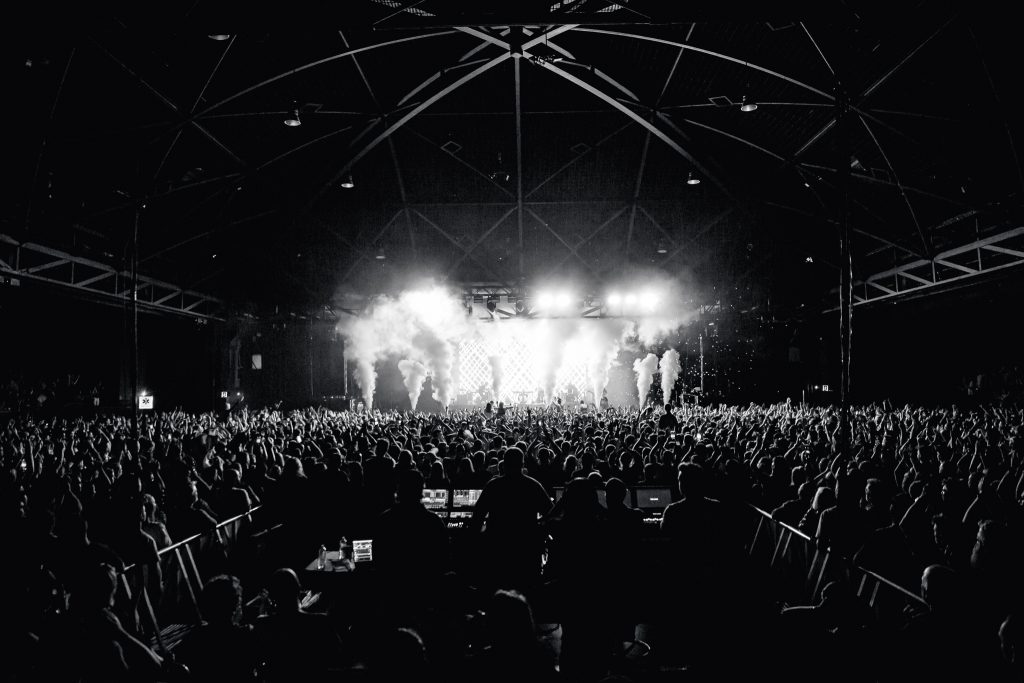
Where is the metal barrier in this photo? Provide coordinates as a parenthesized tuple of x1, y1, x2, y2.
(747, 506, 927, 620)
(116, 506, 266, 654)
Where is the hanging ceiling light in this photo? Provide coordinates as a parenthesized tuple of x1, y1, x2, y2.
(686, 172, 701, 186)
(340, 174, 355, 189)
(739, 95, 758, 112)
(208, 34, 231, 41)
(283, 108, 301, 127)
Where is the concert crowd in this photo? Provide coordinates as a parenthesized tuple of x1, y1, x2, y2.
(1, 399, 1022, 681)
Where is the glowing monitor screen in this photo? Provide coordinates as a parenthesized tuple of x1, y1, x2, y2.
(449, 510, 473, 519)
(352, 539, 373, 563)
(421, 489, 449, 510)
(453, 489, 481, 508)
(636, 488, 671, 510)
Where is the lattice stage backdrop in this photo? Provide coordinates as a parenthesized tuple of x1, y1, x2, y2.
(456, 338, 590, 403)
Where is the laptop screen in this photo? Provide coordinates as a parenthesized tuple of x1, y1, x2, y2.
(352, 539, 373, 563)
(452, 489, 481, 508)
(636, 488, 672, 511)
(421, 489, 449, 510)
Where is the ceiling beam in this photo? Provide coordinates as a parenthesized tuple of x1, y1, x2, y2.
(514, 55, 525, 279)
(307, 24, 579, 209)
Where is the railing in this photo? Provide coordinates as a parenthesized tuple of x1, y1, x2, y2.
(116, 506, 270, 654)
(747, 506, 927, 620)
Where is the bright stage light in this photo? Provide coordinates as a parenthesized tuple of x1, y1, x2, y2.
(640, 290, 660, 312)
(607, 292, 621, 306)
(536, 292, 554, 309)
(624, 293, 637, 306)
(554, 292, 573, 310)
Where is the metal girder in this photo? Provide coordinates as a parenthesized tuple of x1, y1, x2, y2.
(410, 209, 514, 284)
(525, 121, 633, 198)
(309, 25, 578, 207)
(452, 26, 730, 198)
(406, 127, 514, 198)
(544, 205, 630, 276)
(525, 207, 604, 282)
(836, 227, 1024, 307)
(90, 39, 247, 171)
(514, 56, 525, 278)
(858, 115, 929, 256)
(0, 234, 223, 320)
(339, 29, 418, 258)
(446, 206, 518, 277)
(154, 35, 236, 182)
(574, 27, 835, 101)
(789, 17, 955, 162)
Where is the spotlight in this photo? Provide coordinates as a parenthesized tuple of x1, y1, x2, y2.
(555, 292, 572, 310)
(208, 34, 231, 41)
(340, 174, 355, 189)
(536, 292, 553, 309)
(739, 95, 758, 112)
(283, 109, 302, 127)
(375, 249, 386, 260)
(624, 293, 637, 306)
(607, 292, 621, 306)
(640, 290, 660, 311)
(656, 246, 668, 254)
(686, 172, 701, 186)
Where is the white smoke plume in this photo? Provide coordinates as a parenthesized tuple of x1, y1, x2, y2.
(397, 359, 428, 410)
(336, 284, 468, 410)
(335, 273, 699, 411)
(488, 355, 503, 401)
(660, 348, 681, 405)
(633, 352, 659, 407)
(575, 319, 631, 405)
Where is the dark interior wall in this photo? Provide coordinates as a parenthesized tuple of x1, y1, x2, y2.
(0, 283, 218, 411)
(232, 319, 346, 409)
(815, 268, 1024, 404)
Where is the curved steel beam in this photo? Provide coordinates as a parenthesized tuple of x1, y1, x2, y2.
(573, 27, 835, 101)
(191, 30, 460, 118)
(308, 25, 579, 207)
(533, 59, 731, 198)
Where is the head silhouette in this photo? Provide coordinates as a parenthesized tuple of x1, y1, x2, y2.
(397, 469, 425, 505)
(677, 463, 705, 499)
(503, 447, 525, 476)
(201, 574, 243, 626)
(605, 477, 627, 507)
(268, 567, 302, 613)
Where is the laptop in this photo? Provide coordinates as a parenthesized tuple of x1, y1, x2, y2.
(421, 488, 450, 511)
(635, 487, 672, 518)
(352, 539, 373, 563)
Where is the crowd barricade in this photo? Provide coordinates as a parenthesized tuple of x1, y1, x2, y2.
(115, 506, 269, 654)
(747, 505, 927, 621)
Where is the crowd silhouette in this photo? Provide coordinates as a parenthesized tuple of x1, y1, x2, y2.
(1, 399, 1022, 681)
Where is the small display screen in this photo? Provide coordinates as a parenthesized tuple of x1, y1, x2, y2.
(449, 510, 473, 519)
(452, 489, 481, 508)
(421, 489, 449, 510)
(636, 488, 672, 510)
(352, 539, 373, 563)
